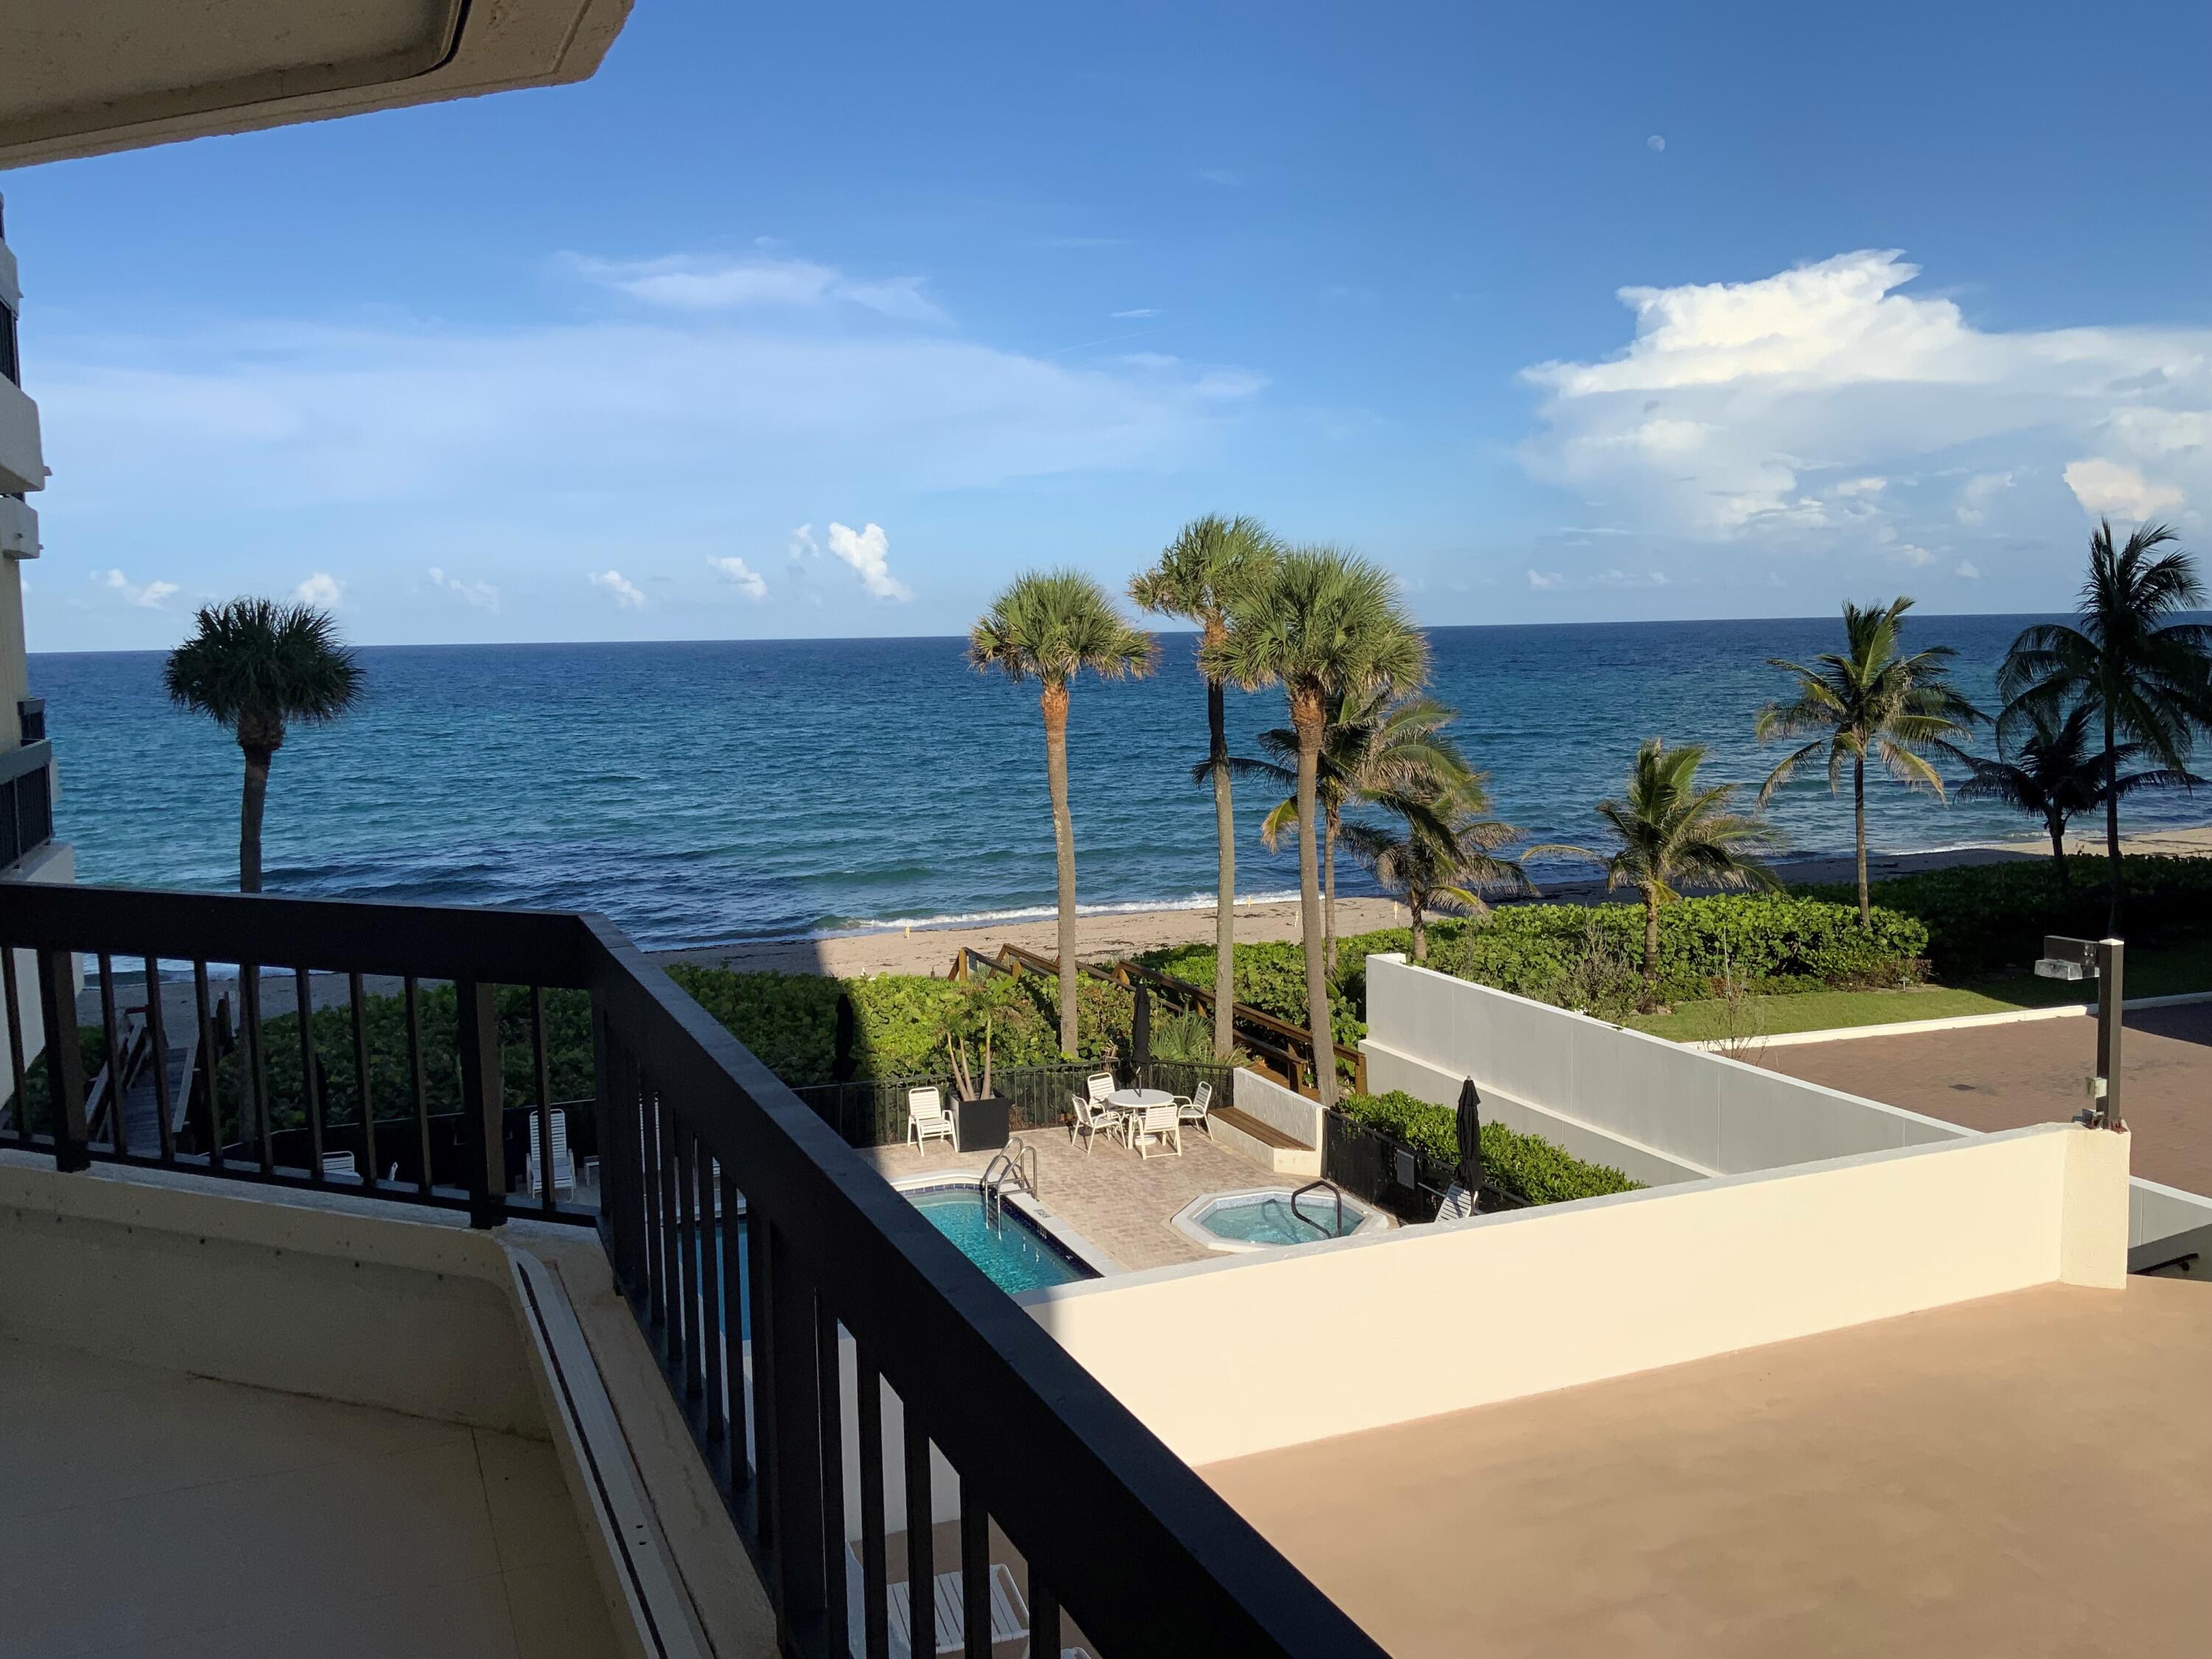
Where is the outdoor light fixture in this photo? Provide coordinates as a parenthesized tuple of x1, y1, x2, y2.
(2039, 936, 2126, 1130)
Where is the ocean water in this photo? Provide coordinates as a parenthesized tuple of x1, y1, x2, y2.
(28, 616, 2212, 951)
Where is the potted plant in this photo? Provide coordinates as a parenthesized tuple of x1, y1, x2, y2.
(940, 974, 1017, 1152)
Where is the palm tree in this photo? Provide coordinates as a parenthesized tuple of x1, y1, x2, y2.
(1339, 776, 1531, 966)
(971, 571, 1155, 1052)
(1241, 689, 1475, 975)
(1756, 597, 1981, 925)
(1540, 739, 1780, 997)
(1130, 515, 1279, 1059)
(1997, 520, 2212, 931)
(164, 597, 364, 894)
(1957, 702, 2202, 897)
(1204, 548, 1425, 1105)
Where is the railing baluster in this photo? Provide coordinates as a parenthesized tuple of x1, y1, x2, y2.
(903, 1413, 931, 1659)
(295, 967, 324, 1179)
(36, 946, 88, 1171)
(720, 1165, 749, 1494)
(97, 952, 125, 1157)
(699, 1150, 726, 1450)
(857, 1349, 889, 1659)
(143, 953, 175, 1164)
(454, 978, 504, 1229)
(657, 1096, 682, 1360)
(530, 986, 554, 1213)
(766, 1222, 828, 1654)
(960, 1477, 988, 1659)
(241, 964, 272, 1175)
(821, 1303, 849, 1659)
(2, 943, 27, 1140)
(349, 971, 376, 1189)
(639, 1075, 666, 1329)
(192, 961, 220, 1166)
(678, 1127, 703, 1400)
(404, 975, 431, 1194)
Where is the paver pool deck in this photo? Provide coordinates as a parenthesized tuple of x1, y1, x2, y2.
(1752, 1001, 2212, 1197)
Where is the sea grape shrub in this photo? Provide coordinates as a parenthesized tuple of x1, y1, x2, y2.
(1336, 1088, 1640, 1205)
(1795, 854, 2212, 981)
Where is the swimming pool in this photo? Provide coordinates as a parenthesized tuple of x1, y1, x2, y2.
(1172, 1186, 1390, 1251)
(903, 1184, 1094, 1294)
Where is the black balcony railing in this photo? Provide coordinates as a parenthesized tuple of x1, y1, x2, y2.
(1, 739, 52, 872)
(0, 884, 1385, 1659)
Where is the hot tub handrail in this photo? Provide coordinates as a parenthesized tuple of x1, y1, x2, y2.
(1289, 1178, 1343, 1240)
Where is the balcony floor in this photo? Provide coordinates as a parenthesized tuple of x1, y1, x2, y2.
(0, 1337, 619, 1659)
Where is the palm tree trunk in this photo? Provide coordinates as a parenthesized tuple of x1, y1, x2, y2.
(1642, 886, 1660, 987)
(2104, 704, 2124, 935)
(1324, 809, 1339, 977)
(1206, 663, 1237, 1062)
(1291, 686, 1335, 1107)
(239, 745, 273, 894)
(1042, 681, 1079, 1055)
(1854, 754, 1869, 926)
(1410, 900, 1427, 966)
(2048, 812, 2068, 899)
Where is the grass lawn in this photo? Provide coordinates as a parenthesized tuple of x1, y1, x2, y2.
(1627, 941, 2212, 1043)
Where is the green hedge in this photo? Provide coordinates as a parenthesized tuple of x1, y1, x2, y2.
(1795, 854, 2212, 980)
(1141, 893, 1927, 1023)
(1338, 1088, 1641, 1204)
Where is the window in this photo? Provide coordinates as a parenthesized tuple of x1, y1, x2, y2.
(0, 302, 16, 386)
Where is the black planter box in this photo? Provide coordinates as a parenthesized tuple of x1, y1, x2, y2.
(953, 1095, 1010, 1154)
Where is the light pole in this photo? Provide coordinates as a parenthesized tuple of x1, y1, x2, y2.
(2034, 934, 2125, 1129)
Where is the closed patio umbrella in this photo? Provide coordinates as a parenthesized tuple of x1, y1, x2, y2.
(1455, 1077, 1484, 1200)
(1131, 984, 1152, 1083)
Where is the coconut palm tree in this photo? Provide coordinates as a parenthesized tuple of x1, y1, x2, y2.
(1540, 739, 1780, 998)
(1203, 548, 1425, 1105)
(164, 597, 364, 894)
(1129, 515, 1280, 1059)
(971, 571, 1155, 1052)
(1241, 689, 1475, 973)
(1958, 702, 2202, 897)
(1339, 776, 1531, 966)
(1756, 597, 1981, 925)
(1997, 520, 2212, 931)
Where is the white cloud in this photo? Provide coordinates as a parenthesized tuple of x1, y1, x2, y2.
(709, 555, 769, 600)
(1955, 559, 1981, 579)
(1645, 134, 1666, 152)
(293, 571, 344, 608)
(2063, 457, 2185, 520)
(96, 568, 179, 608)
(588, 569, 647, 610)
(1111, 307, 1159, 319)
(572, 253, 949, 324)
(825, 521, 911, 601)
(428, 566, 500, 611)
(1891, 543, 1935, 568)
(1520, 249, 2212, 562)
(1526, 568, 1565, 589)
(1526, 567, 1666, 591)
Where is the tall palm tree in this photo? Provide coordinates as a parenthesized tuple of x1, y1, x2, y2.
(1540, 739, 1780, 996)
(971, 571, 1155, 1052)
(1756, 597, 1981, 925)
(1204, 548, 1425, 1105)
(1957, 702, 2202, 897)
(164, 597, 364, 894)
(1339, 775, 1531, 966)
(1241, 689, 1475, 975)
(1998, 520, 2212, 931)
(1130, 515, 1279, 1059)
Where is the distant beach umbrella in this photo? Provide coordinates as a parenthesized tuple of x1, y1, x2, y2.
(1455, 1077, 1484, 1197)
(1132, 984, 1152, 1081)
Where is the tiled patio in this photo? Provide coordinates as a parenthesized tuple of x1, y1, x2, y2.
(860, 1118, 1290, 1273)
(0, 1338, 619, 1659)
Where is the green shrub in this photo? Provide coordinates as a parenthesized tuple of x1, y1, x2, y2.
(1338, 1088, 1641, 1204)
(1795, 854, 2212, 980)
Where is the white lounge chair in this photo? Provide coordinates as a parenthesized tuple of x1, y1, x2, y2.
(1069, 1092, 1122, 1155)
(1130, 1102, 1182, 1160)
(320, 1150, 358, 1179)
(1174, 1079, 1214, 1135)
(526, 1107, 575, 1196)
(907, 1087, 955, 1155)
(1436, 1182, 1479, 1220)
(844, 1545, 1029, 1657)
(1083, 1072, 1117, 1105)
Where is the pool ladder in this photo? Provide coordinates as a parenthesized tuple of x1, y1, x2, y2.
(981, 1137, 1040, 1229)
(1290, 1178, 1346, 1240)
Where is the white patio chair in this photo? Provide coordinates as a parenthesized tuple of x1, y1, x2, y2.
(1083, 1071, 1117, 1105)
(907, 1087, 955, 1155)
(1174, 1079, 1214, 1135)
(320, 1150, 358, 1179)
(526, 1107, 575, 1196)
(1069, 1092, 1121, 1155)
(1436, 1182, 1479, 1220)
(844, 1545, 1029, 1658)
(1131, 1102, 1182, 1160)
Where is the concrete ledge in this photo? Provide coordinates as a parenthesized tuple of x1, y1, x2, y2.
(1210, 1110, 1321, 1177)
(1683, 989, 2212, 1051)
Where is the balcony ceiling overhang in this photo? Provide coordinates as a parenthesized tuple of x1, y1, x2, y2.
(0, 0, 631, 169)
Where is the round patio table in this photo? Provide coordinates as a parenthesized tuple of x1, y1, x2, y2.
(1105, 1088, 1174, 1113)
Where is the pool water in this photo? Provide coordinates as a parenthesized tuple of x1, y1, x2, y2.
(1201, 1192, 1366, 1246)
(906, 1186, 1091, 1293)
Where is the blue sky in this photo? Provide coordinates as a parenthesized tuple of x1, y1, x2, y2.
(12, 0, 2212, 649)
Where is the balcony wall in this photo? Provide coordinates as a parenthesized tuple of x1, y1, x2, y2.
(0, 378, 41, 497)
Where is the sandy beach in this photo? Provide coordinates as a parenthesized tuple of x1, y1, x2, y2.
(650, 825, 2212, 981)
